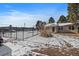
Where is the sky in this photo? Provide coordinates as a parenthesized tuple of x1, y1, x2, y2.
(0, 3, 68, 27)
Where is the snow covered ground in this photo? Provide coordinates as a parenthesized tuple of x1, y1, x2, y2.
(0, 45, 12, 56)
(1, 31, 79, 56)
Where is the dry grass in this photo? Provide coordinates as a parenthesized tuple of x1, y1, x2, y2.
(40, 30, 53, 37)
(32, 47, 79, 56)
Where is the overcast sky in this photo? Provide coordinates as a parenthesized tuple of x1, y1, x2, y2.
(0, 3, 68, 27)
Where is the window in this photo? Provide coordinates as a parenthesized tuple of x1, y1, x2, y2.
(61, 27, 63, 30)
(58, 27, 63, 30)
(78, 27, 79, 33)
(72, 26, 74, 30)
(52, 27, 55, 32)
(69, 25, 74, 30)
(69, 26, 71, 30)
(58, 27, 60, 30)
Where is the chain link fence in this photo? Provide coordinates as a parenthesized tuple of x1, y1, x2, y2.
(0, 27, 37, 41)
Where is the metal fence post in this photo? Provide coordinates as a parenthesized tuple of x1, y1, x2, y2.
(22, 23, 25, 41)
(16, 27, 17, 40)
(9, 25, 12, 38)
(32, 27, 34, 36)
(23, 27, 24, 41)
(2, 31, 4, 37)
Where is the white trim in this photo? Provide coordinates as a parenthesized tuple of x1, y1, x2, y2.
(45, 23, 73, 27)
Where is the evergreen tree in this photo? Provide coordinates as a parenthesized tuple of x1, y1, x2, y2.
(36, 20, 46, 30)
(48, 17, 55, 23)
(57, 15, 67, 23)
(68, 3, 79, 23)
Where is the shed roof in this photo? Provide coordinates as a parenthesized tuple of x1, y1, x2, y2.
(45, 23, 73, 27)
(45, 23, 57, 27)
(58, 23, 73, 26)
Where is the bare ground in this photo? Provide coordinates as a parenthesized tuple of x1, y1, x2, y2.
(32, 47, 79, 56)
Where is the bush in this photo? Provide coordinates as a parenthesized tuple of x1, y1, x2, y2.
(0, 36, 3, 46)
(40, 30, 53, 37)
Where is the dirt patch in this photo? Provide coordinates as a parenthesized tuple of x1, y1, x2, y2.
(57, 32, 79, 37)
(32, 47, 79, 56)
